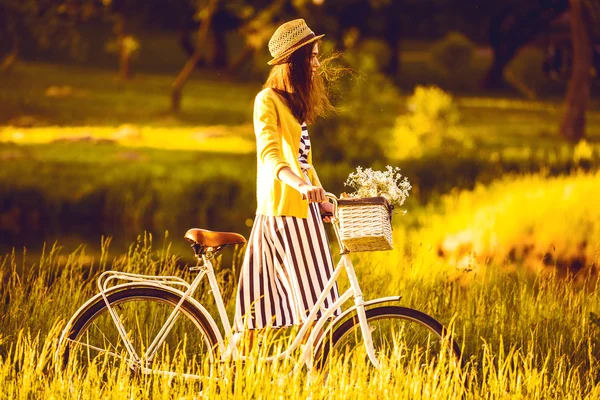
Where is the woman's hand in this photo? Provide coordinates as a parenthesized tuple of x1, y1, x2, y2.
(319, 201, 334, 223)
(298, 183, 326, 203)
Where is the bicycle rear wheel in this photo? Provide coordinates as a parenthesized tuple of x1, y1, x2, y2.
(61, 287, 220, 377)
(315, 305, 461, 370)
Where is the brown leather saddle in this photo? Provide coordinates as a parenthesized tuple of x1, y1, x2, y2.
(184, 228, 246, 256)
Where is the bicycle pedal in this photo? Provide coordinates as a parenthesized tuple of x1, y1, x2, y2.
(305, 356, 314, 370)
(221, 347, 233, 361)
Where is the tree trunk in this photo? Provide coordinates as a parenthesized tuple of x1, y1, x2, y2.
(119, 43, 132, 80)
(560, 0, 593, 142)
(171, 0, 218, 112)
(114, 15, 133, 80)
(211, 29, 228, 68)
(228, 45, 255, 73)
(1, 7, 19, 72)
(382, 36, 401, 76)
(481, 48, 518, 90)
(171, 52, 203, 111)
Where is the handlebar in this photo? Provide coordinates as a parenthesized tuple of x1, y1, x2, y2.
(302, 192, 346, 253)
(321, 192, 339, 222)
(324, 192, 346, 253)
(325, 192, 338, 201)
(325, 192, 338, 218)
(301, 191, 340, 221)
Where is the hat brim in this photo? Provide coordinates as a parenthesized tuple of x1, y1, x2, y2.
(267, 34, 325, 65)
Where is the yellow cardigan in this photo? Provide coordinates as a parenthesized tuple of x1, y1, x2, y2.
(254, 88, 321, 218)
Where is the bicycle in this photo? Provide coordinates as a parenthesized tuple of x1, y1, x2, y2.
(57, 193, 462, 379)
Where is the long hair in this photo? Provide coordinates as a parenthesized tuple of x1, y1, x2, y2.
(263, 41, 336, 124)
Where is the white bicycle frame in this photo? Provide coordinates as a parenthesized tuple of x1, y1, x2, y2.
(63, 193, 400, 377)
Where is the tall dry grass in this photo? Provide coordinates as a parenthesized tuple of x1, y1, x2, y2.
(2, 172, 600, 398)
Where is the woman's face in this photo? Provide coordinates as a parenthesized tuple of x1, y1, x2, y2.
(310, 43, 320, 78)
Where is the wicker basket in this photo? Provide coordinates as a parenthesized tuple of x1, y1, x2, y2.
(337, 196, 393, 252)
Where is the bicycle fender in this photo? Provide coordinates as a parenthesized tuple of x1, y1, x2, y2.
(56, 282, 224, 358)
(314, 295, 402, 351)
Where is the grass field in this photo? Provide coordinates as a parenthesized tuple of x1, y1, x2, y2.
(1, 60, 600, 398)
(1, 186, 599, 398)
(0, 62, 258, 127)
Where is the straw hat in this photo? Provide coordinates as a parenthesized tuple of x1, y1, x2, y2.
(267, 19, 324, 65)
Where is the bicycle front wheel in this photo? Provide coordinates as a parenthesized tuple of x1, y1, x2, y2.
(61, 286, 220, 377)
(315, 305, 461, 370)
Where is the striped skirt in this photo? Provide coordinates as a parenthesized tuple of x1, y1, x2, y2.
(234, 195, 340, 331)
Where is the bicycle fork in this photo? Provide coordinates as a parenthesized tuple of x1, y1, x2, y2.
(327, 199, 381, 369)
(342, 255, 381, 369)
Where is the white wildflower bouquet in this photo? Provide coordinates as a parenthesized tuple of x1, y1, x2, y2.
(336, 166, 411, 252)
(343, 166, 412, 209)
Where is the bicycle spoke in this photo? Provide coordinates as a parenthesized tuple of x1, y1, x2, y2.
(63, 289, 219, 377)
(317, 306, 460, 371)
(66, 338, 130, 362)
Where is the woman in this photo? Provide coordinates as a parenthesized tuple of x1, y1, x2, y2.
(234, 19, 340, 334)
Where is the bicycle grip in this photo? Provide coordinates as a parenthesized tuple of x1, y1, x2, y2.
(320, 211, 333, 219)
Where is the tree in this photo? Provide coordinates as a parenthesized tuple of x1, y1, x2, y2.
(0, 0, 150, 78)
(171, 0, 219, 112)
(171, 0, 285, 111)
(227, 0, 285, 74)
(0, 2, 19, 70)
(560, 0, 597, 141)
(0, 0, 87, 70)
(481, 0, 569, 90)
(177, 1, 245, 70)
(309, 0, 409, 76)
(102, 0, 150, 80)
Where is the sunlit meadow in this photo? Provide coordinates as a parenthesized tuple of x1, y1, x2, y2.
(2, 63, 600, 398)
(2, 170, 600, 398)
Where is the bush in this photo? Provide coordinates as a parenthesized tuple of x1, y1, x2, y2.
(184, 176, 255, 233)
(0, 187, 57, 242)
(427, 171, 600, 276)
(391, 85, 467, 159)
(0, 143, 258, 250)
(353, 39, 393, 74)
(311, 50, 401, 166)
(428, 32, 476, 91)
(504, 46, 547, 99)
